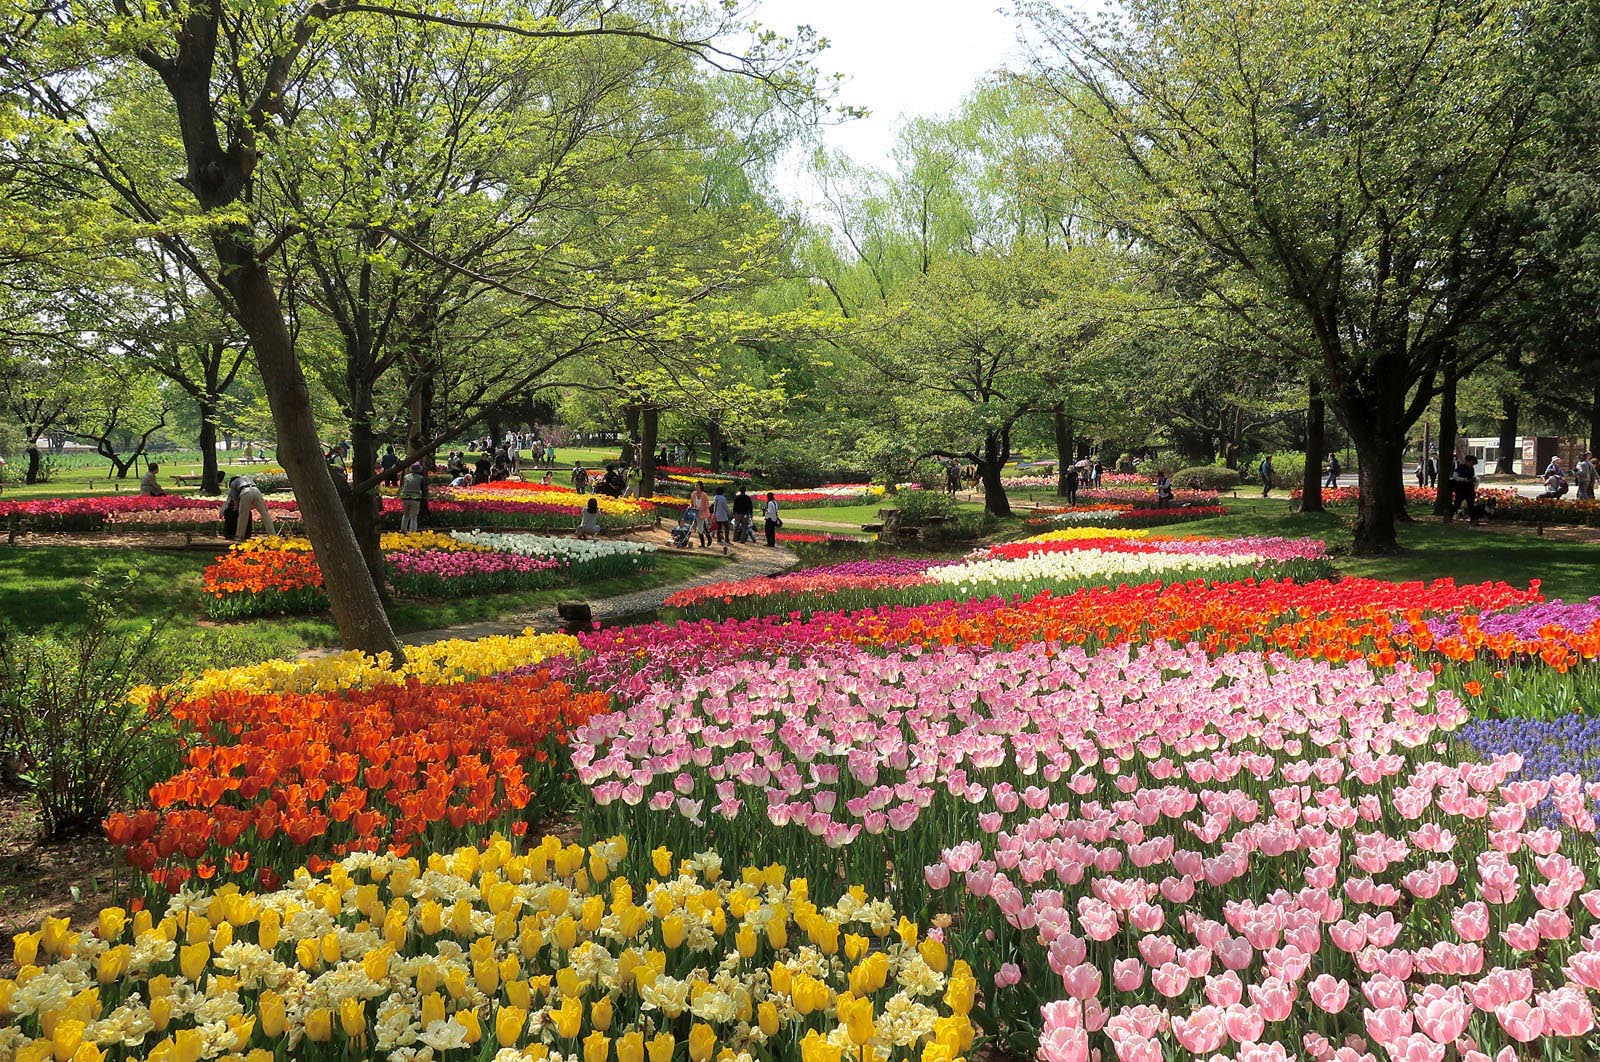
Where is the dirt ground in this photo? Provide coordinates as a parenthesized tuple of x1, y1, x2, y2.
(0, 790, 123, 967)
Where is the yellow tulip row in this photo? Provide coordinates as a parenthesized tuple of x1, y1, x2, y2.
(231, 533, 494, 555)
(1, 835, 975, 1062)
(131, 629, 581, 703)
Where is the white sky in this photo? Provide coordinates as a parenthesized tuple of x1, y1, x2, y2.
(750, 0, 1025, 194)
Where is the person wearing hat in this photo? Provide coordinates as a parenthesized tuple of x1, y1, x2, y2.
(400, 461, 427, 532)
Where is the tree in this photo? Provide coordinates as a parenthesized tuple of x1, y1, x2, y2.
(1, 0, 827, 655)
(1024, 0, 1560, 551)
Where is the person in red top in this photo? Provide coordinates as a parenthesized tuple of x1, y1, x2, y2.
(690, 482, 712, 548)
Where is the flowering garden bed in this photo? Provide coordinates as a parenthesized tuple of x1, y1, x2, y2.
(11, 523, 1600, 1061)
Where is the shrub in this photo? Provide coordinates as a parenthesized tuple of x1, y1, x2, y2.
(893, 488, 959, 526)
(0, 569, 173, 838)
(1172, 465, 1242, 491)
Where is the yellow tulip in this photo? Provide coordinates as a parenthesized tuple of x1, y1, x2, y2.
(228, 1014, 257, 1051)
(421, 992, 446, 1028)
(17, 1042, 52, 1062)
(765, 918, 787, 949)
(384, 911, 409, 950)
(771, 963, 792, 996)
(213, 921, 234, 951)
(617, 1030, 645, 1062)
(647, 1032, 675, 1062)
(150, 996, 173, 1032)
(97, 907, 126, 942)
(295, 938, 320, 972)
(420, 901, 444, 935)
(506, 978, 532, 1010)
(799, 1031, 842, 1062)
(554, 916, 579, 950)
(320, 931, 340, 965)
(844, 934, 868, 962)
(257, 909, 281, 951)
(652, 847, 673, 877)
(896, 917, 918, 948)
(12, 931, 39, 967)
(735, 925, 757, 959)
(547, 886, 572, 917)
(445, 965, 468, 1000)
(918, 938, 948, 973)
(177, 941, 209, 984)
(496, 1004, 528, 1047)
(556, 967, 584, 1001)
(340, 997, 367, 1038)
(474, 957, 500, 994)
(0, 978, 14, 1019)
(585, 1030, 611, 1062)
(841, 997, 876, 1046)
(944, 963, 975, 1016)
(50, 1017, 85, 1062)
(304, 1008, 333, 1043)
(552, 997, 583, 1040)
(133, 909, 154, 938)
(450, 898, 474, 937)
(174, 1028, 203, 1062)
(758, 1001, 779, 1038)
(661, 915, 686, 949)
(455, 1009, 482, 1044)
(364, 946, 391, 983)
(582, 895, 605, 933)
(259, 991, 287, 1038)
(519, 918, 545, 959)
(40, 917, 71, 957)
(96, 945, 129, 984)
(69, 1043, 104, 1062)
(688, 1024, 716, 1062)
(247, 1051, 274, 1062)
(592, 995, 614, 1031)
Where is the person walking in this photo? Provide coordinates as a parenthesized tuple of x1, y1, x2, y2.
(764, 491, 780, 547)
(1091, 459, 1103, 487)
(1259, 454, 1274, 498)
(380, 445, 400, 486)
(1577, 452, 1597, 501)
(732, 485, 754, 543)
(1064, 463, 1079, 506)
(1155, 470, 1174, 507)
(1449, 453, 1480, 521)
(1325, 453, 1341, 488)
(712, 485, 731, 546)
(1426, 455, 1438, 488)
(1415, 458, 1427, 488)
(571, 461, 587, 494)
(690, 482, 712, 548)
(400, 462, 426, 532)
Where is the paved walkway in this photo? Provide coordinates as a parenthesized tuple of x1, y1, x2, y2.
(403, 543, 799, 645)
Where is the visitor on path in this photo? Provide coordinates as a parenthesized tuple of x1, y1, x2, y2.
(1541, 468, 1571, 501)
(576, 498, 602, 540)
(691, 482, 712, 548)
(326, 442, 349, 480)
(1426, 456, 1438, 488)
(1091, 459, 1103, 487)
(1155, 470, 1174, 507)
(400, 462, 426, 532)
(571, 462, 587, 494)
(473, 452, 492, 484)
(712, 486, 731, 546)
(1450, 454, 1480, 521)
(223, 475, 274, 541)
(764, 492, 780, 547)
(1415, 458, 1427, 488)
(139, 462, 167, 497)
(1577, 452, 1597, 501)
(945, 460, 960, 495)
(732, 485, 754, 543)
(1325, 453, 1341, 488)
(380, 445, 400, 486)
(1258, 454, 1274, 497)
(1064, 464, 1080, 506)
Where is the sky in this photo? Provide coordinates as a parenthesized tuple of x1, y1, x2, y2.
(750, 0, 1026, 192)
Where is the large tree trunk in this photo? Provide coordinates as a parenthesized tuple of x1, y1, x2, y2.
(24, 445, 40, 484)
(345, 413, 388, 604)
(1433, 347, 1459, 518)
(1299, 382, 1325, 513)
(1589, 385, 1600, 457)
(1053, 403, 1073, 497)
(198, 403, 221, 494)
(707, 420, 723, 473)
(1496, 392, 1518, 475)
(621, 404, 641, 466)
(638, 404, 659, 496)
(227, 259, 401, 657)
(980, 430, 1012, 517)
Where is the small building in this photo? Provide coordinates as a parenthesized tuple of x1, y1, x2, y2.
(1459, 436, 1587, 475)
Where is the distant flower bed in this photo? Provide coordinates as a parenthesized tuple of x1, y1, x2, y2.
(1027, 504, 1227, 528)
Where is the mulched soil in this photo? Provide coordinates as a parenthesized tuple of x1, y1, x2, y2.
(0, 790, 124, 972)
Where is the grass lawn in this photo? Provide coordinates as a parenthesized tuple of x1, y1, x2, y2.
(783, 499, 988, 529)
(0, 544, 729, 659)
(1168, 496, 1600, 602)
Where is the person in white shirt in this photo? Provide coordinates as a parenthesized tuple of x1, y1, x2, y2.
(139, 462, 167, 496)
(223, 475, 275, 540)
(399, 462, 426, 532)
(764, 492, 780, 547)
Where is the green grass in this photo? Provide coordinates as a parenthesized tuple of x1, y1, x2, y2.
(1169, 496, 1600, 601)
(783, 500, 988, 529)
(0, 545, 730, 658)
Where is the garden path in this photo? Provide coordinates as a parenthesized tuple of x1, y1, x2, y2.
(400, 541, 799, 646)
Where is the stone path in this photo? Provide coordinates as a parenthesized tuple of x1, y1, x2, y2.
(402, 543, 799, 646)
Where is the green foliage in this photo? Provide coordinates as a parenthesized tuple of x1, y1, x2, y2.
(892, 489, 959, 527)
(0, 568, 172, 839)
(1172, 465, 1241, 491)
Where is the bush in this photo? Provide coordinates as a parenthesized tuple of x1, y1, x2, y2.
(0, 569, 173, 838)
(922, 510, 997, 545)
(893, 488, 958, 527)
(1172, 465, 1241, 491)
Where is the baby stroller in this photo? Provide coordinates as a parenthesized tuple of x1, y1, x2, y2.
(669, 509, 697, 549)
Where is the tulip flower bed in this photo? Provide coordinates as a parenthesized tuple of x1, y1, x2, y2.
(1026, 504, 1229, 529)
(203, 532, 659, 619)
(5, 833, 976, 1062)
(109, 671, 610, 890)
(0, 494, 301, 534)
(1076, 486, 1221, 508)
(662, 533, 1332, 621)
(410, 486, 656, 531)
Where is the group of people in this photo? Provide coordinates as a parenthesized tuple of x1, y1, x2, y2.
(671, 483, 781, 549)
(1533, 453, 1598, 501)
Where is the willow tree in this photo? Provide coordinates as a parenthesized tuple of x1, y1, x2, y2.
(1023, 0, 1560, 552)
(0, 0, 824, 654)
